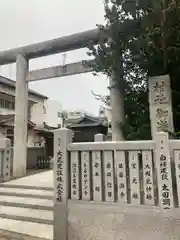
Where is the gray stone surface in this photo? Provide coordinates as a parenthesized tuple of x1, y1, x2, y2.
(68, 201, 180, 240)
(0, 229, 48, 240)
(0, 171, 53, 239)
(1, 166, 180, 239)
(1, 170, 53, 188)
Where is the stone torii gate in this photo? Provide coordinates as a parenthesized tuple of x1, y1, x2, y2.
(0, 28, 123, 177)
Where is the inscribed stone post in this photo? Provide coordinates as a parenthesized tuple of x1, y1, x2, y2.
(2, 138, 11, 182)
(155, 132, 173, 209)
(53, 128, 73, 240)
(81, 151, 91, 200)
(148, 75, 174, 139)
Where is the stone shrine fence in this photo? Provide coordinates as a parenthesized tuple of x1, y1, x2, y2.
(0, 138, 11, 183)
(53, 128, 180, 239)
(54, 128, 180, 209)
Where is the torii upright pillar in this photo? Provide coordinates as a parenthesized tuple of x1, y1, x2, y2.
(13, 54, 28, 177)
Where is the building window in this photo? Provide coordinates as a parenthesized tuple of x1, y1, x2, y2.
(0, 99, 4, 108)
(0, 99, 15, 110)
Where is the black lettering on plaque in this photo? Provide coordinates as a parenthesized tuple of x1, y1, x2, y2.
(118, 163, 123, 168)
(57, 196, 62, 202)
(145, 164, 150, 169)
(120, 192, 125, 198)
(131, 163, 136, 169)
(95, 186, 100, 192)
(161, 173, 168, 180)
(119, 172, 124, 178)
(57, 163, 62, 169)
(160, 168, 167, 174)
(57, 183, 62, 189)
(145, 171, 151, 177)
(162, 191, 169, 198)
(95, 172, 100, 177)
(132, 178, 137, 184)
(132, 193, 138, 199)
(162, 184, 169, 191)
(146, 186, 152, 192)
(160, 155, 166, 161)
(57, 188, 62, 195)
(95, 163, 99, 168)
(146, 178, 151, 185)
(72, 168, 76, 174)
(107, 182, 112, 188)
(107, 163, 111, 168)
(108, 192, 112, 197)
(72, 163, 77, 168)
(162, 198, 170, 206)
(146, 194, 152, 200)
(107, 172, 112, 177)
(56, 169, 63, 176)
(160, 160, 166, 167)
(119, 183, 125, 188)
(57, 150, 63, 157)
(57, 176, 62, 182)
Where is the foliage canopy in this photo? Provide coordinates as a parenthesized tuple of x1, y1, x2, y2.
(88, 0, 180, 140)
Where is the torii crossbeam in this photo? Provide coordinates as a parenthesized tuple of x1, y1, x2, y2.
(0, 29, 100, 178)
(0, 28, 123, 178)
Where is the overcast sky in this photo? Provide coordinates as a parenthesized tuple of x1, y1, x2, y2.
(0, 0, 109, 115)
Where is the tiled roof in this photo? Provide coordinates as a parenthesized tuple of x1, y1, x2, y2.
(65, 114, 108, 128)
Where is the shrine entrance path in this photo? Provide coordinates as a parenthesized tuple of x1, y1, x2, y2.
(0, 170, 53, 239)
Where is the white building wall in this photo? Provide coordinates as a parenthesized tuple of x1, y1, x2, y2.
(66, 110, 85, 120)
(27, 130, 43, 147)
(30, 102, 45, 128)
(0, 83, 45, 104)
(44, 99, 63, 128)
(66, 109, 95, 120)
(0, 108, 14, 115)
